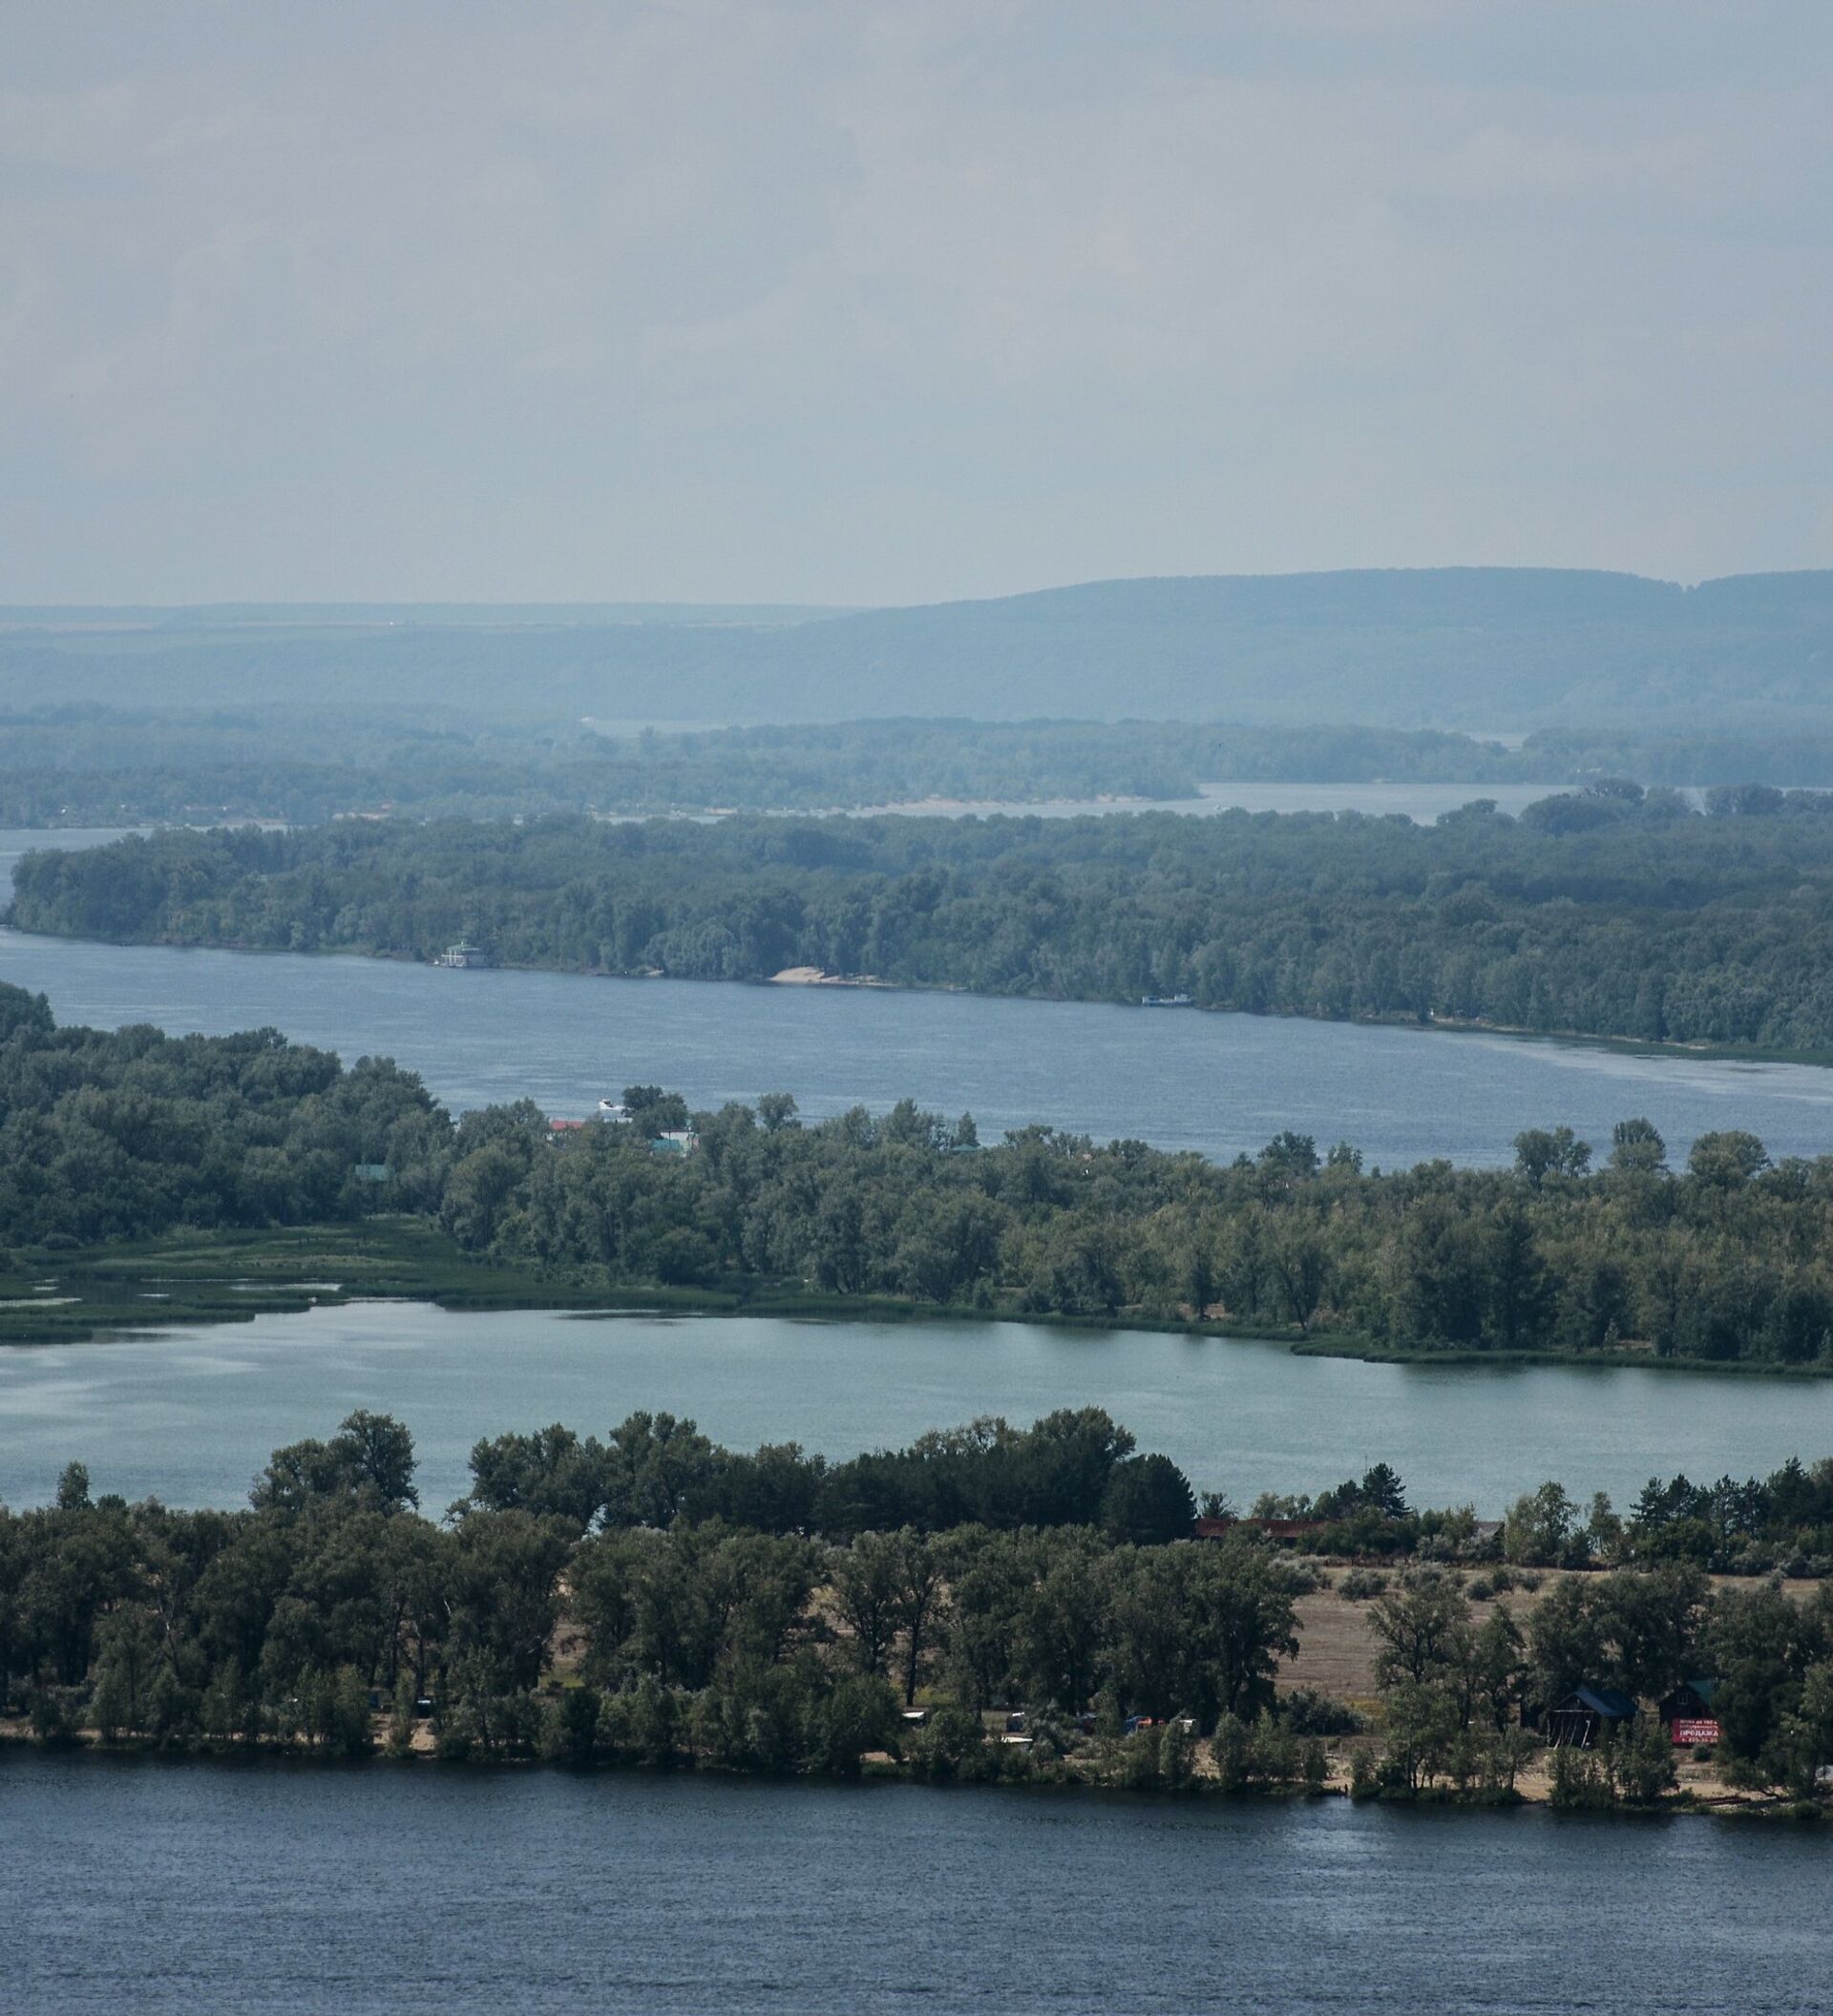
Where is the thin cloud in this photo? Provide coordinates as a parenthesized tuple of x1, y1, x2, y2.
(1, 1, 1827, 600)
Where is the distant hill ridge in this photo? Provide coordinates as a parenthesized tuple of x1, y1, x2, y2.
(5, 566, 1831, 728)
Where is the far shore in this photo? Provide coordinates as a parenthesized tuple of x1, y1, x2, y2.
(11, 906, 1833, 1068)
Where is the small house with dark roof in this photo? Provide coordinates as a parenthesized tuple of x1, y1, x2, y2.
(1657, 1680, 1721, 1747)
(1545, 1687, 1637, 1749)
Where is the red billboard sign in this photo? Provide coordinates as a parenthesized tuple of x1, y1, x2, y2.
(1671, 1717, 1720, 1746)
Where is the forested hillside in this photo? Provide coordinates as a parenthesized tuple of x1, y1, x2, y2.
(21, 793, 1833, 1048)
(8, 568, 1833, 726)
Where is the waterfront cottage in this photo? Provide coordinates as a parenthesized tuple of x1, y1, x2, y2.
(1544, 1688, 1638, 1749)
(1657, 1681, 1722, 1748)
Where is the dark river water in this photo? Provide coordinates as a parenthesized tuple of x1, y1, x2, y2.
(4, 1755, 1828, 2016)
(6, 830, 1833, 1169)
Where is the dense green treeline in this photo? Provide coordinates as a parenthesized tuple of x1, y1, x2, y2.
(460, 1411, 1833, 1580)
(0, 984, 445, 1247)
(440, 1095, 1833, 1369)
(463, 1406, 1205, 1548)
(8, 1414, 1833, 1799)
(22, 792, 1833, 1047)
(9, 979, 1833, 1369)
(0, 1412, 1304, 1778)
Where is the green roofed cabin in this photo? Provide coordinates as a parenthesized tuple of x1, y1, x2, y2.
(1545, 1688, 1637, 1750)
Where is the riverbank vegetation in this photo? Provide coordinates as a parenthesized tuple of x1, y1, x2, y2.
(8, 984, 1833, 1371)
(21, 790, 1833, 1048)
(5, 1412, 1831, 1810)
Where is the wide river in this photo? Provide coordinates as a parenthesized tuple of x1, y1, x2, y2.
(5, 825, 1833, 1517)
(5, 830, 1833, 1169)
(5, 1755, 1828, 2015)
(6, 1302, 1833, 1515)
(5, 828, 1832, 2011)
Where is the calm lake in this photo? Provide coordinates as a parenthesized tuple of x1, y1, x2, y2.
(6, 829, 1833, 1169)
(6, 1301, 1833, 1514)
(5, 1755, 1828, 2015)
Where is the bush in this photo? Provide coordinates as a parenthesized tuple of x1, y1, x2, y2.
(385, 1695, 417, 1758)
(1116, 1728, 1165, 1790)
(598, 1676, 681, 1767)
(542, 1685, 602, 1765)
(1612, 1719, 1679, 1805)
(1158, 1720, 1198, 1791)
(1211, 1712, 1305, 1791)
(806, 1673, 899, 1779)
(1548, 1744, 1613, 1810)
(434, 1708, 477, 1761)
(29, 1689, 75, 1748)
(1302, 1739, 1329, 1793)
(1338, 1568, 1388, 1602)
(905, 1701, 991, 1783)
(690, 1662, 808, 1774)
(1281, 1688, 1363, 1736)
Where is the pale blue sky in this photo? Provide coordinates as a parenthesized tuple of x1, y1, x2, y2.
(5, 2, 1829, 603)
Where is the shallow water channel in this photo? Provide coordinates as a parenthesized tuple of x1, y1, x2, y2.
(5, 1300, 1831, 1514)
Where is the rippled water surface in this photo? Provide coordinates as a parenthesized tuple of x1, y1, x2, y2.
(5, 1756, 1829, 2016)
(6, 829, 1833, 1170)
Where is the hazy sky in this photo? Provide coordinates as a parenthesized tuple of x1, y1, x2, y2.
(5, 2, 1830, 604)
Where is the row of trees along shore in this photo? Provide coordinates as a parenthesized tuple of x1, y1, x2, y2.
(7, 982, 1833, 1369)
(7, 1412, 1833, 1804)
(20, 788, 1833, 1045)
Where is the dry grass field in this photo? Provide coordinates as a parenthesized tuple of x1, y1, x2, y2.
(1282, 1566, 1822, 1708)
